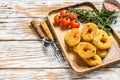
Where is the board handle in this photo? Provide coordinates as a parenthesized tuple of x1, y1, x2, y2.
(40, 21, 54, 40)
(31, 20, 44, 39)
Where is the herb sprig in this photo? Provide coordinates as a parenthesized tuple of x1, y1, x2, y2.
(68, 8, 117, 34)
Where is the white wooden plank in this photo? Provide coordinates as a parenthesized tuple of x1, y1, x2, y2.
(111, 17, 120, 38)
(0, 18, 46, 40)
(0, 41, 68, 68)
(0, 17, 119, 40)
(0, 1, 103, 18)
(0, 68, 119, 79)
(0, 2, 119, 40)
(0, 0, 119, 79)
(0, 41, 119, 68)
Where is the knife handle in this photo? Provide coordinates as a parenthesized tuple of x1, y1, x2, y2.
(31, 20, 44, 39)
(40, 21, 54, 40)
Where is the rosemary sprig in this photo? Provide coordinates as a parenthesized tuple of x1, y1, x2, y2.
(68, 8, 117, 34)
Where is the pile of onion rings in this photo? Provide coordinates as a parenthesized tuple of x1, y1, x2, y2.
(65, 23, 112, 66)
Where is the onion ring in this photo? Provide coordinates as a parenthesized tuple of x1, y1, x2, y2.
(84, 54, 102, 66)
(93, 30, 112, 50)
(73, 42, 96, 58)
(65, 28, 81, 46)
(81, 23, 98, 42)
(97, 49, 107, 59)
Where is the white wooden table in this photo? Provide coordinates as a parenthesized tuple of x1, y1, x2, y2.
(0, 0, 120, 79)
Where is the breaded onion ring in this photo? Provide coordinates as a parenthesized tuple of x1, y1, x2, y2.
(81, 23, 98, 42)
(73, 42, 96, 58)
(84, 54, 102, 66)
(93, 30, 112, 50)
(65, 28, 81, 46)
(97, 49, 107, 59)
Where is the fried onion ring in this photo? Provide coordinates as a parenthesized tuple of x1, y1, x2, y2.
(93, 30, 112, 50)
(81, 23, 98, 42)
(97, 49, 107, 59)
(84, 54, 102, 66)
(65, 28, 81, 46)
(73, 42, 96, 58)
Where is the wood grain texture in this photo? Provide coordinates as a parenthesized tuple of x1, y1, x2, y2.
(0, 17, 119, 40)
(0, 1, 119, 40)
(0, 41, 68, 68)
(0, 68, 120, 80)
(0, 41, 119, 68)
(0, 0, 120, 79)
(0, 0, 103, 17)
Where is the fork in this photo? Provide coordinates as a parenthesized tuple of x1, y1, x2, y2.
(31, 20, 50, 48)
(40, 21, 65, 64)
(31, 20, 63, 63)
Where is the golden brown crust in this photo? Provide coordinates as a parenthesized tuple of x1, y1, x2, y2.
(81, 23, 98, 42)
(93, 30, 112, 50)
(73, 42, 96, 58)
(65, 28, 81, 46)
(64, 23, 112, 67)
(97, 49, 107, 59)
(84, 54, 102, 66)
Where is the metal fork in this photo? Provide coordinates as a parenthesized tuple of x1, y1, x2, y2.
(31, 20, 64, 63)
(40, 21, 65, 64)
(31, 20, 49, 48)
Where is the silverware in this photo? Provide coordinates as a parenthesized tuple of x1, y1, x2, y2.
(31, 20, 50, 48)
(40, 21, 65, 63)
(31, 20, 64, 63)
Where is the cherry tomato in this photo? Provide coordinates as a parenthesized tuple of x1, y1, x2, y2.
(60, 10, 69, 17)
(70, 19, 80, 28)
(61, 17, 71, 28)
(54, 15, 62, 24)
(68, 12, 78, 20)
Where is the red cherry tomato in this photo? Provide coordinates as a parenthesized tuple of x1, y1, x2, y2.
(61, 17, 71, 28)
(60, 10, 69, 17)
(54, 15, 62, 24)
(68, 12, 78, 20)
(70, 19, 80, 28)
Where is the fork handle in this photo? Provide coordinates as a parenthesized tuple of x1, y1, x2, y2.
(40, 21, 54, 40)
(31, 20, 44, 39)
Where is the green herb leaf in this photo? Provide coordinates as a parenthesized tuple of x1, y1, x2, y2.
(68, 8, 116, 34)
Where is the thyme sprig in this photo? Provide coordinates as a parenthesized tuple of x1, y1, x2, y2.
(68, 8, 117, 34)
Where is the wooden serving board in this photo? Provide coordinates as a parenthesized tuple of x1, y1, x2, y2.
(47, 2, 120, 75)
